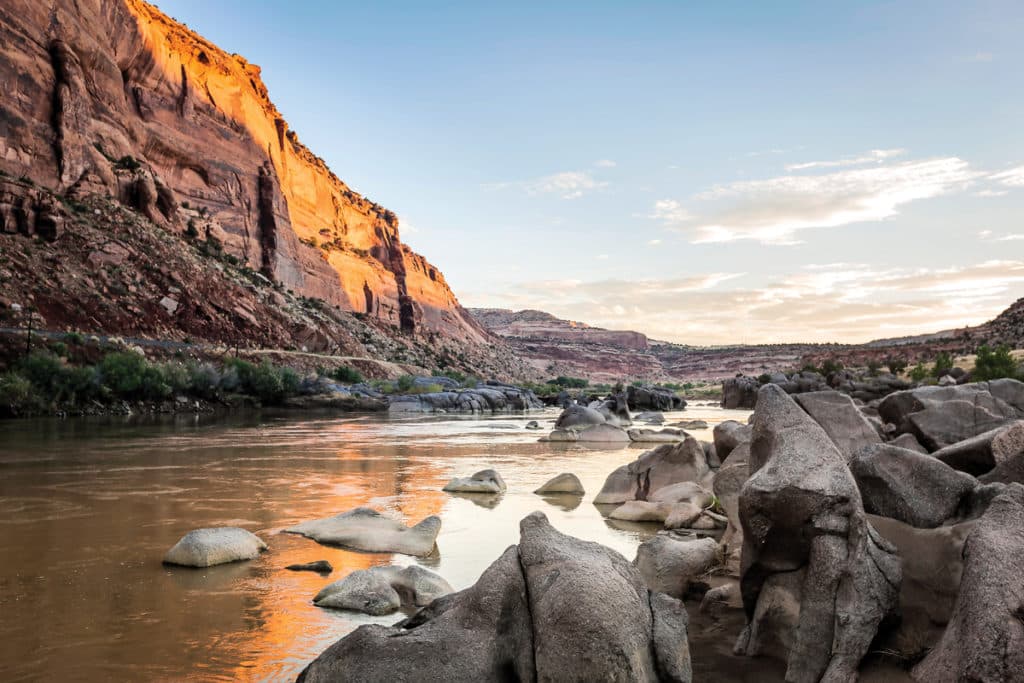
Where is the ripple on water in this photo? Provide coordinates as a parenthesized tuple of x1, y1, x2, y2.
(0, 497, 93, 523)
(42, 480, 193, 500)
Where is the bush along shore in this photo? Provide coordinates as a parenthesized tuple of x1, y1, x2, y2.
(0, 332, 547, 419)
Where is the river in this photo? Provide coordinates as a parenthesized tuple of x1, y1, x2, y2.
(0, 404, 763, 681)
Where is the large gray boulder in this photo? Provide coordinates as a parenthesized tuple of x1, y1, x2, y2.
(912, 485, 1024, 683)
(443, 469, 507, 494)
(285, 508, 441, 557)
(593, 438, 709, 505)
(313, 565, 453, 615)
(633, 534, 718, 599)
(712, 420, 751, 461)
(794, 390, 882, 460)
(734, 385, 901, 682)
(297, 512, 692, 682)
(713, 442, 750, 576)
(933, 420, 1024, 476)
(163, 527, 267, 567)
(877, 380, 1024, 450)
(849, 444, 978, 528)
(543, 422, 631, 443)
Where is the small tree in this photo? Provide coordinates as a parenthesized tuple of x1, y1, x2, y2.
(866, 360, 881, 376)
(932, 351, 954, 377)
(885, 357, 908, 376)
(972, 345, 1020, 381)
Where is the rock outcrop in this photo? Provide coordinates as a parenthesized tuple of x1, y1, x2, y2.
(297, 512, 692, 682)
(734, 385, 901, 681)
(593, 438, 709, 505)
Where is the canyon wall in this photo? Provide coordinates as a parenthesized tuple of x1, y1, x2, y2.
(0, 0, 487, 343)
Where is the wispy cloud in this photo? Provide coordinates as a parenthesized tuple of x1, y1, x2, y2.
(654, 155, 978, 245)
(992, 165, 1024, 187)
(484, 170, 609, 200)
(979, 229, 1024, 242)
(594, 159, 617, 168)
(647, 239, 662, 246)
(463, 261, 1024, 345)
(649, 199, 693, 225)
(785, 148, 905, 171)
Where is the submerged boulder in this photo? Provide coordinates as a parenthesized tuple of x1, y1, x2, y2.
(443, 469, 507, 494)
(285, 508, 441, 557)
(313, 565, 453, 615)
(593, 438, 709, 504)
(286, 560, 333, 573)
(543, 422, 631, 443)
(912, 485, 1024, 683)
(297, 512, 692, 682)
(533, 472, 585, 495)
(734, 385, 901, 682)
(163, 527, 267, 568)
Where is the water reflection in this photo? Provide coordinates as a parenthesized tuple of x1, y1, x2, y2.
(0, 404, 752, 681)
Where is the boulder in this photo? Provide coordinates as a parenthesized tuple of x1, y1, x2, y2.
(628, 385, 686, 411)
(533, 472, 585, 495)
(313, 565, 453, 615)
(889, 432, 927, 454)
(676, 419, 709, 430)
(877, 381, 1024, 450)
(627, 427, 686, 443)
(633, 534, 718, 599)
(163, 527, 267, 567)
(593, 438, 710, 504)
(543, 423, 631, 443)
(635, 411, 666, 424)
(932, 420, 1024, 476)
(734, 385, 901, 682)
(286, 560, 333, 573)
(554, 404, 607, 429)
(721, 376, 759, 409)
(912, 485, 1024, 683)
(590, 392, 633, 427)
(443, 469, 507, 494)
(712, 420, 751, 461)
(297, 512, 692, 682)
(794, 390, 882, 460)
(389, 384, 544, 414)
(285, 508, 441, 557)
(849, 444, 978, 528)
(524, 420, 542, 430)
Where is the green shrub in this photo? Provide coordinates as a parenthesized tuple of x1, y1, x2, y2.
(16, 352, 66, 395)
(409, 383, 444, 394)
(331, 366, 364, 384)
(866, 360, 880, 376)
(972, 345, 1020, 381)
(114, 155, 141, 171)
(396, 375, 416, 392)
(63, 332, 85, 346)
(63, 365, 103, 403)
(188, 362, 222, 398)
(885, 357, 907, 375)
(909, 362, 929, 382)
(932, 352, 954, 377)
(0, 372, 39, 413)
(821, 359, 844, 376)
(757, 373, 771, 385)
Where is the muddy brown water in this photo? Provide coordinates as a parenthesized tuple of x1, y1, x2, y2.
(0, 405, 904, 681)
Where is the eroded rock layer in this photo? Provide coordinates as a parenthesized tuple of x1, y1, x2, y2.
(0, 0, 486, 343)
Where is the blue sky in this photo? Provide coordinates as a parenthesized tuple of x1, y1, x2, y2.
(155, 0, 1024, 344)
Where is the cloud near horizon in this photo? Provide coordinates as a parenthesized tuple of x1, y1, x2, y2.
(651, 154, 982, 245)
(461, 260, 1024, 345)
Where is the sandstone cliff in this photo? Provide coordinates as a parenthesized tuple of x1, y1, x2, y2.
(0, 0, 487, 344)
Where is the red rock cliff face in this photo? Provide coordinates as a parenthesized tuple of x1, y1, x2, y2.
(0, 0, 487, 343)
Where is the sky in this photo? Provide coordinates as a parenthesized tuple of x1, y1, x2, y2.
(155, 0, 1024, 345)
